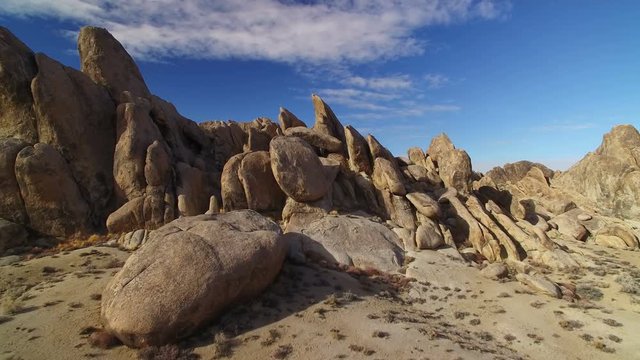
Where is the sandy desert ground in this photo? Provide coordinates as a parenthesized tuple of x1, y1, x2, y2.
(1, 232, 639, 360)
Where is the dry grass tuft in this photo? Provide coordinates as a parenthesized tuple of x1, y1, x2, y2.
(260, 329, 281, 347)
(272, 344, 293, 359)
(559, 320, 583, 331)
(137, 344, 198, 360)
(54, 234, 109, 252)
(88, 329, 119, 349)
(602, 318, 622, 327)
(211, 332, 238, 359)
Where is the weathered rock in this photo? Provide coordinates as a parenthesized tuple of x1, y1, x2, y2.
(367, 134, 395, 163)
(114, 99, 163, 201)
(221, 153, 248, 212)
(282, 195, 332, 233)
(440, 188, 500, 261)
(238, 151, 286, 211)
(372, 158, 406, 195)
(406, 165, 428, 182)
(311, 94, 346, 151)
(103, 211, 285, 347)
(144, 141, 171, 188)
(481, 262, 509, 279)
(15, 143, 91, 237)
(290, 215, 404, 272)
(32, 53, 116, 223)
(344, 125, 372, 174)
(554, 125, 640, 219)
(0, 138, 29, 223)
(0, 27, 38, 143)
(549, 214, 589, 241)
(377, 189, 416, 230)
(516, 273, 561, 298)
(150, 95, 213, 167)
(106, 197, 145, 234)
(595, 223, 639, 249)
(392, 227, 416, 251)
(284, 126, 342, 152)
(78, 26, 151, 100)
(407, 147, 426, 167)
(577, 213, 592, 221)
(406, 192, 440, 219)
(176, 162, 211, 216)
(199, 120, 246, 170)
(353, 174, 383, 215)
(278, 107, 306, 131)
(484, 161, 555, 186)
(244, 127, 271, 152)
(117, 229, 151, 251)
(270, 136, 333, 202)
(415, 219, 444, 250)
(465, 196, 521, 261)
(0, 218, 28, 254)
(205, 196, 220, 215)
(427, 134, 473, 194)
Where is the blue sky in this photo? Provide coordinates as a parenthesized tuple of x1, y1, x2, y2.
(1, 0, 639, 171)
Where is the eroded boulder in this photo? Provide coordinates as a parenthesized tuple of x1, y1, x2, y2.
(102, 210, 286, 347)
(289, 215, 404, 272)
(270, 136, 333, 202)
(15, 143, 91, 237)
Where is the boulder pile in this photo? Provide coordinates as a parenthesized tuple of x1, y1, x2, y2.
(1, 25, 638, 257)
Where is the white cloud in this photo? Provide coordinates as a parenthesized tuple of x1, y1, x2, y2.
(344, 75, 413, 90)
(424, 73, 450, 89)
(0, 0, 510, 63)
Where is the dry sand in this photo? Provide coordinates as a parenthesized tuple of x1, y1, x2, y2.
(1, 235, 639, 360)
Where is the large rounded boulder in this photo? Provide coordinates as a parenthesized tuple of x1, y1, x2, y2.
(101, 210, 286, 347)
(288, 215, 404, 272)
(270, 136, 333, 202)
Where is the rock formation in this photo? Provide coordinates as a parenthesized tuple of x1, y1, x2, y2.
(102, 210, 286, 347)
(1, 25, 640, 349)
(554, 125, 640, 219)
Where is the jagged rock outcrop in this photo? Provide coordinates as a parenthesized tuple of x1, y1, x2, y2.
(102, 210, 286, 347)
(554, 125, 640, 219)
(428, 134, 473, 194)
(0, 25, 635, 277)
(278, 107, 306, 131)
(345, 125, 373, 174)
(312, 94, 346, 153)
(0, 27, 38, 143)
(15, 143, 91, 237)
(78, 26, 151, 100)
(484, 160, 555, 186)
(32, 53, 117, 225)
(0, 138, 29, 224)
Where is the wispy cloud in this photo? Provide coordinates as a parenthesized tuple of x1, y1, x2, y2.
(0, 0, 510, 64)
(343, 75, 413, 90)
(424, 73, 450, 89)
